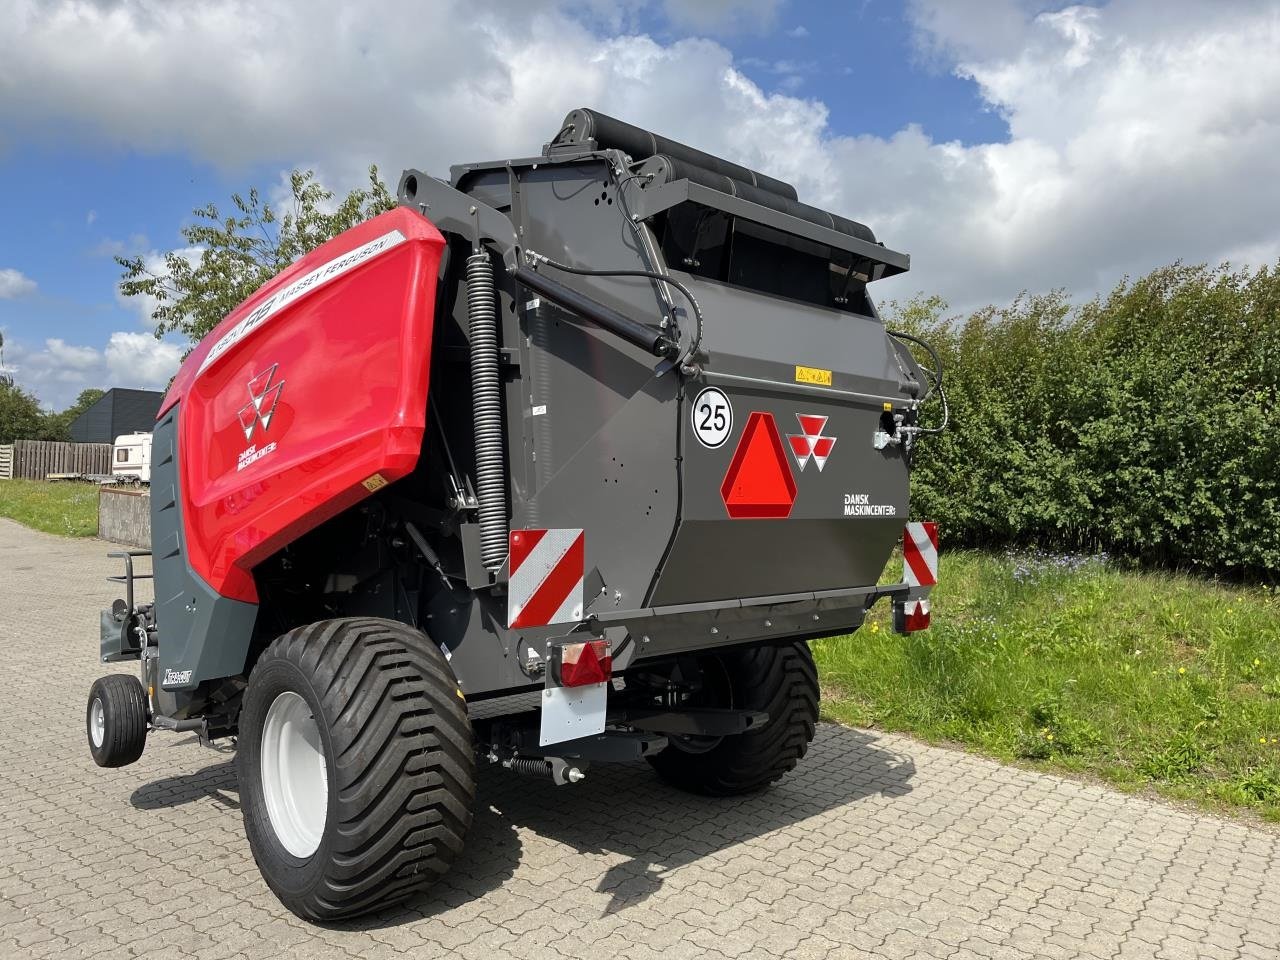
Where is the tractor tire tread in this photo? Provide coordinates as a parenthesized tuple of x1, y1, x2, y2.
(648, 642, 818, 796)
(240, 617, 474, 920)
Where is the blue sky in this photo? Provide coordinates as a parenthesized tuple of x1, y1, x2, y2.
(2, 0, 1278, 409)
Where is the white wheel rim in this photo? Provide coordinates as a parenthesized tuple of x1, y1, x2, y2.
(90, 697, 105, 749)
(260, 691, 328, 859)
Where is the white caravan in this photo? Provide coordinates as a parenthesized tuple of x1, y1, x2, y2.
(111, 432, 152, 484)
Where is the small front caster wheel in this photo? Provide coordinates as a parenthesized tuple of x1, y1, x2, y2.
(87, 674, 149, 768)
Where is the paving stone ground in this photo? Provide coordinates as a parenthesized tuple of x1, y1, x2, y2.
(2, 517, 1278, 959)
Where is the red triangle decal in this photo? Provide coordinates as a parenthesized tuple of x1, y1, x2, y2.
(721, 412, 797, 519)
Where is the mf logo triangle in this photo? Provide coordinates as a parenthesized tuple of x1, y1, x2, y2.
(720, 411, 797, 519)
(238, 364, 285, 442)
(787, 413, 836, 472)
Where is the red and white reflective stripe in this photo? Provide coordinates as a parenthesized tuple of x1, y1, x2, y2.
(903, 522, 939, 588)
(508, 529, 585, 629)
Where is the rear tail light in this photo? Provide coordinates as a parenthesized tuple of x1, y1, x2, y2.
(554, 639, 612, 688)
(893, 598, 930, 633)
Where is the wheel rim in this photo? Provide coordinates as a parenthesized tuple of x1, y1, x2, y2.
(260, 691, 328, 858)
(89, 697, 105, 749)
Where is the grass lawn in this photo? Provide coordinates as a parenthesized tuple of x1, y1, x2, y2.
(0, 479, 99, 537)
(815, 550, 1280, 822)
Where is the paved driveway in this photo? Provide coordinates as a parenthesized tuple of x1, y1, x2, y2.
(1, 518, 1278, 959)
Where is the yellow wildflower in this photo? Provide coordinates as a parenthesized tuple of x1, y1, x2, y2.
(1178, 667, 1186, 675)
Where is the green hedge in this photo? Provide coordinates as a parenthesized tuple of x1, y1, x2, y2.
(892, 262, 1280, 579)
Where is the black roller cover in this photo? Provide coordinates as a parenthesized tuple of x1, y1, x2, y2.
(640, 154, 877, 245)
(558, 107, 798, 202)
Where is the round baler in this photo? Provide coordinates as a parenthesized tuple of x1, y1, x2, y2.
(86, 108, 942, 920)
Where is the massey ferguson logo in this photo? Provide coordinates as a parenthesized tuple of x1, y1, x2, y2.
(238, 364, 285, 441)
(787, 414, 836, 472)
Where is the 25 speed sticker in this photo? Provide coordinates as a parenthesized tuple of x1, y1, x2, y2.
(691, 386, 734, 448)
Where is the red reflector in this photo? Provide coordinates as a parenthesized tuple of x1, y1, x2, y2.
(893, 599, 931, 633)
(720, 411, 797, 519)
(558, 639, 612, 687)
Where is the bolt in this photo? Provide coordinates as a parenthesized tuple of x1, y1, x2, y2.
(642, 635, 651, 644)
(710, 626, 719, 635)
(567, 767, 586, 783)
(812, 614, 820, 621)
(765, 619, 773, 628)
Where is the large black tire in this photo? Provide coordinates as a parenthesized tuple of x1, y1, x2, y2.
(648, 641, 819, 796)
(86, 674, 148, 768)
(238, 618, 475, 920)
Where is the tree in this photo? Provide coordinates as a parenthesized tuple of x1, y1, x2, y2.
(40, 388, 106, 441)
(117, 167, 396, 344)
(0, 379, 45, 444)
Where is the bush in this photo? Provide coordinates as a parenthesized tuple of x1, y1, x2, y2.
(892, 262, 1280, 579)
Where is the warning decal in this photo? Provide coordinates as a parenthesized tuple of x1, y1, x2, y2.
(903, 522, 939, 587)
(508, 529, 585, 629)
(720, 412, 797, 519)
(795, 365, 833, 386)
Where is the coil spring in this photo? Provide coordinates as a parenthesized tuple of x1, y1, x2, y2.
(504, 757, 552, 779)
(466, 251, 508, 572)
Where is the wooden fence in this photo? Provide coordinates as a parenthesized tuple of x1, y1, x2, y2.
(7, 440, 112, 480)
(0, 445, 11, 480)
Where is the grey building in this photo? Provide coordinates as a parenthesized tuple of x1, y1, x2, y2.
(68, 388, 164, 443)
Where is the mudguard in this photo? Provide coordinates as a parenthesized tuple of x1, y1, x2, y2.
(158, 207, 445, 607)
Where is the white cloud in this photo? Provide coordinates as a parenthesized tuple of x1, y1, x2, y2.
(42, 338, 100, 374)
(864, 0, 1280, 307)
(786, 25, 809, 38)
(4, 332, 181, 409)
(0, 267, 37, 298)
(1, 0, 1278, 316)
(104, 332, 183, 386)
(86, 209, 97, 225)
(907, 0, 1035, 64)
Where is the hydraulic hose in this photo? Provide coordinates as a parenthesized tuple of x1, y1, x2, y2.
(466, 251, 508, 572)
(887, 329, 949, 435)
